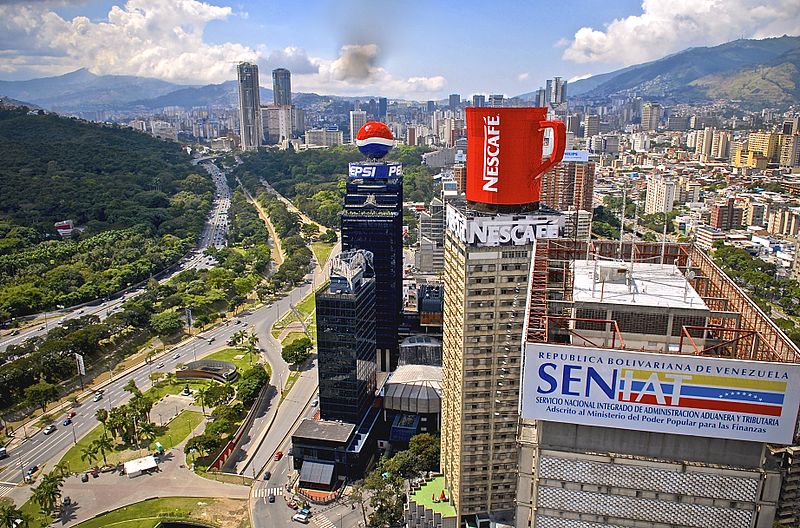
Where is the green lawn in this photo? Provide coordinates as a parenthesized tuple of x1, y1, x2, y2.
(72, 497, 222, 528)
(205, 347, 258, 372)
(410, 475, 456, 518)
(58, 409, 205, 473)
(149, 410, 203, 451)
(281, 331, 309, 347)
(271, 288, 318, 340)
(311, 241, 335, 266)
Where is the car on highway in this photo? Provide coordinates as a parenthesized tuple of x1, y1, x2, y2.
(207, 337, 215, 344)
(26, 465, 38, 476)
(156, 363, 164, 369)
(63, 418, 72, 426)
(263, 471, 271, 480)
(0, 447, 7, 459)
(66, 411, 77, 418)
(273, 451, 283, 461)
(93, 393, 102, 402)
(292, 513, 309, 524)
(173, 353, 180, 359)
(43, 424, 56, 435)
(268, 494, 275, 503)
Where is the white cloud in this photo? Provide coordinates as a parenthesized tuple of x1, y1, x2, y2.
(563, 0, 800, 65)
(517, 72, 530, 81)
(264, 47, 318, 75)
(0, 2, 447, 98)
(0, 0, 259, 83)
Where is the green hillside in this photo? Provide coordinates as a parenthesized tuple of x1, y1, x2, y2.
(0, 108, 213, 318)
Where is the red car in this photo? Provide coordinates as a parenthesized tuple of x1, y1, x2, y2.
(273, 451, 283, 461)
(67, 411, 77, 418)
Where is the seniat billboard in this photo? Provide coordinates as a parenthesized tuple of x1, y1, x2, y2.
(522, 343, 800, 444)
(465, 107, 565, 206)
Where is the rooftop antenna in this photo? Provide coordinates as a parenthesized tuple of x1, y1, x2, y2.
(660, 209, 668, 265)
(630, 189, 639, 272)
(618, 182, 626, 261)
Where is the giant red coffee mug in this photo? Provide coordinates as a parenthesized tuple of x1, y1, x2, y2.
(465, 107, 566, 206)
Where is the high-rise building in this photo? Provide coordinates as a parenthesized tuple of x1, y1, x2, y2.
(534, 88, 547, 108)
(780, 135, 800, 167)
(667, 114, 689, 131)
(405, 125, 417, 147)
(514, 239, 800, 528)
(271, 68, 291, 106)
(488, 94, 504, 108)
(471, 94, 486, 108)
(541, 159, 595, 212)
(453, 164, 467, 194)
(583, 115, 600, 138)
(236, 62, 263, 151)
(441, 203, 564, 523)
(341, 158, 403, 371)
(305, 127, 344, 147)
(645, 175, 676, 214)
(449, 94, 460, 109)
(316, 250, 377, 424)
(349, 110, 367, 143)
(426, 100, 436, 113)
(710, 197, 744, 230)
(748, 131, 780, 163)
(641, 102, 662, 131)
(378, 97, 388, 118)
(551, 77, 566, 104)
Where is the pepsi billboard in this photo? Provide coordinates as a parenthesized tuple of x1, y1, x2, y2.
(348, 162, 402, 179)
(522, 343, 800, 444)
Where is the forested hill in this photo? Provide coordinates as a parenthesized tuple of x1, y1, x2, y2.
(0, 108, 213, 318)
(230, 145, 434, 228)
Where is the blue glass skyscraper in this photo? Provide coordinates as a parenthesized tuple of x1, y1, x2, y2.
(340, 160, 403, 371)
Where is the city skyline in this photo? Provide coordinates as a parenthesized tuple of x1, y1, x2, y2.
(1, 0, 798, 99)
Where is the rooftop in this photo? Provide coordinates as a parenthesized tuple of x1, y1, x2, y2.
(410, 476, 456, 518)
(292, 419, 355, 444)
(572, 260, 708, 311)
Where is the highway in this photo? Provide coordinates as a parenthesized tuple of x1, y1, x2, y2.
(0, 161, 231, 353)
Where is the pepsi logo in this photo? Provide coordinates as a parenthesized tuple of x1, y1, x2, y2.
(356, 121, 394, 159)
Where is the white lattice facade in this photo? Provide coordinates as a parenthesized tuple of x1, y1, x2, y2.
(517, 447, 780, 528)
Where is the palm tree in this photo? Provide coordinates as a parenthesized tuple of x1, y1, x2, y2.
(53, 461, 71, 479)
(91, 434, 114, 467)
(95, 407, 108, 427)
(195, 386, 208, 415)
(138, 421, 157, 447)
(231, 329, 247, 348)
(80, 444, 98, 468)
(31, 473, 62, 515)
(0, 503, 31, 527)
(246, 331, 260, 365)
(165, 372, 177, 386)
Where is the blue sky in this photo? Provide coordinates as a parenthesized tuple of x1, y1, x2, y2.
(1, 0, 798, 98)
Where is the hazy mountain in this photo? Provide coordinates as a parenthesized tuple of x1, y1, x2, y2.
(129, 80, 274, 109)
(0, 68, 187, 110)
(518, 35, 800, 106)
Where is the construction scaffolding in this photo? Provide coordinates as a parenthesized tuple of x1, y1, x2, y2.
(526, 239, 800, 364)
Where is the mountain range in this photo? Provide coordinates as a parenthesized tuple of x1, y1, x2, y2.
(518, 35, 800, 107)
(1, 35, 798, 113)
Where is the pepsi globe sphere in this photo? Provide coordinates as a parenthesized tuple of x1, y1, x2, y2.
(356, 121, 394, 159)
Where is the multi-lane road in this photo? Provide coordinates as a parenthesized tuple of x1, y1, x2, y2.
(0, 161, 232, 353)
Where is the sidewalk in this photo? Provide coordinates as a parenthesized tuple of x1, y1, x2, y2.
(56, 420, 249, 527)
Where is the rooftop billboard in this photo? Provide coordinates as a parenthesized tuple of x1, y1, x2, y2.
(522, 343, 800, 444)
